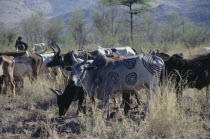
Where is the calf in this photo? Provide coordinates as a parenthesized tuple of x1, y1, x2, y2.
(0, 56, 15, 96)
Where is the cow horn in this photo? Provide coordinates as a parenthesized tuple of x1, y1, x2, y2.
(54, 44, 61, 54)
(49, 88, 63, 96)
(50, 46, 56, 54)
(140, 48, 145, 54)
(78, 48, 84, 51)
(61, 70, 68, 79)
(81, 52, 88, 64)
(37, 46, 48, 54)
(70, 50, 78, 63)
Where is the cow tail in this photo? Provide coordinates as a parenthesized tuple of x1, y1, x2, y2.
(131, 47, 138, 55)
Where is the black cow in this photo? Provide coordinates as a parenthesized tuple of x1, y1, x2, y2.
(154, 50, 210, 101)
(50, 85, 86, 116)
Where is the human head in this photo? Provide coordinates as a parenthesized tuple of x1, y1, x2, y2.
(18, 36, 22, 40)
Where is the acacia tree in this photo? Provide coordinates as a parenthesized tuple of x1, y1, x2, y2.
(20, 11, 45, 44)
(101, 0, 152, 44)
(69, 10, 86, 49)
(45, 18, 64, 44)
(92, 2, 122, 46)
(0, 22, 19, 47)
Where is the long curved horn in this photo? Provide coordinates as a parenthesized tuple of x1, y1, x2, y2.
(156, 49, 160, 53)
(61, 70, 68, 79)
(49, 88, 63, 96)
(140, 48, 145, 54)
(50, 46, 56, 54)
(81, 52, 88, 64)
(54, 44, 61, 54)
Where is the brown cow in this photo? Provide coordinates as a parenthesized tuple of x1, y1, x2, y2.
(0, 51, 43, 88)
(153, 50, 210, 101)
(0, 56, 15, 96)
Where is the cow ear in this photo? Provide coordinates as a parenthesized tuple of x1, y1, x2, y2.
(65, 66, 72, 71)
(85, 66, 97, 71)
(49, 88, 63, 96)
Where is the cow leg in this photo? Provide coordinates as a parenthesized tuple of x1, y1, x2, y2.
(0, 78, 4, 94)
(4, 78, 9, 95)
(8, 76, 15, 96)
(77, 92, 86, 115)
(134, 91, 141, 106)
(145, 85, 151, 114)
(122, 92, 130, 116)
(102, 95, 110, 119)
(146, 90, 150, 113)
(206, 86, 209, 103)
(90, 96, 95, 105)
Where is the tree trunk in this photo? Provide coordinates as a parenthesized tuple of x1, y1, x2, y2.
(129, 5, 133, 44)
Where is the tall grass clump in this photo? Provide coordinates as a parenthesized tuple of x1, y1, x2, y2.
(144, 81, 205, 138)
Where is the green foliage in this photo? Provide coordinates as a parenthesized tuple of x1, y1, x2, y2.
(101, 0, 153, 44)
(20, 11, 45, 44)
(183, 22, 208, 48)
(68, 10, 86, 49)
(160, 13, 183, 43)
(138, 15, 160, 45)
(0, 22, 19, 51)
(92, 3, 122, 46)
(45, 18, 64, 44)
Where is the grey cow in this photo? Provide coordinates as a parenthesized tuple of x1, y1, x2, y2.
(67, 52, 164, 117)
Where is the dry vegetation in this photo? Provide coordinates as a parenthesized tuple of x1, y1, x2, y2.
(0, 45, 210, 138)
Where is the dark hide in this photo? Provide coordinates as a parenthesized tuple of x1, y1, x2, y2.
(111, 48, 117, 52)
(164, 53, 210, 100)
(55, 85, 86, 116)
(47, 53, 64, 67)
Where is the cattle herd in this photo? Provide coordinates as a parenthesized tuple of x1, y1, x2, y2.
(0, 43, 209, 118)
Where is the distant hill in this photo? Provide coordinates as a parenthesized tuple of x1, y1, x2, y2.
(152, 0, 210, 26)
(0, 0, 97, 28)
(0, 0, 210, 28)
(0, 0, 52, 27)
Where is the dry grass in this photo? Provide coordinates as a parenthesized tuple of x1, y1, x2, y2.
(0, 75, 209, 138)
(0, 44, 210, 138)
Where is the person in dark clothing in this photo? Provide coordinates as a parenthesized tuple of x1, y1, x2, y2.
(15, 36, 29, 51)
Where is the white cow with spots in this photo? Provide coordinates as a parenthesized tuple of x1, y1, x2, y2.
(67, 52, 164, 117)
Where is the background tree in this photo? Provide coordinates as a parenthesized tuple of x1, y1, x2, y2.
(20, 11, 45, 44)
(0, 22, 19, 47)
(92, 2, 122, 46)
(68, 10, 86, 49)
(182, 19, 208, 51)
(101, 0, 153, 44)
(139, 15, 160, 45)
(45, 18, 64, 44)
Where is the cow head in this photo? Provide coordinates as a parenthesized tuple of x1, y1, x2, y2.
(149, 49, 184, 62)
(49, 88, 71, 116)
(63, 50, 78, 66)
(46, 44, 62, 67)
(66, 51, 96, 86)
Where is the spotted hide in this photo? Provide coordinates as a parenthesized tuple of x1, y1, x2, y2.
(67, 52, 164, 117)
